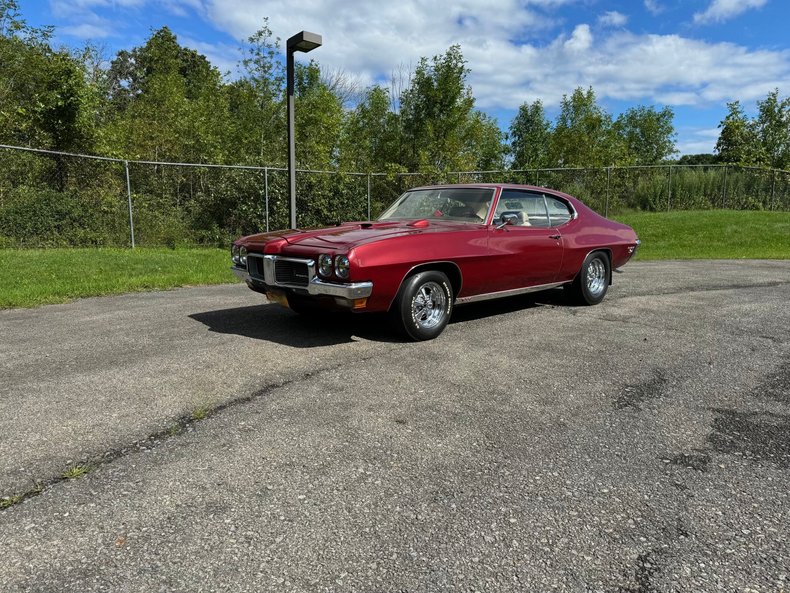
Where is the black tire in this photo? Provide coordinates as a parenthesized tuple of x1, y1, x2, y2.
(391, 270, 453, 341)
(566, 251, 610, 305)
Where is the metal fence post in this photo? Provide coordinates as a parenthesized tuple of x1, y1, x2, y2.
(264, 167, 269, 232)
(367, 173, 371, 220)
(535, 169, 540, 186)
(722, 165, 728, 208)
(124, 160, 135, 248)
(667, 165, 673, 212)
(770, 170, 776, 211)
(605, 167, 611, 217)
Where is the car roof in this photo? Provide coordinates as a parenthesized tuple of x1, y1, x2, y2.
(407, 183, 581, 205)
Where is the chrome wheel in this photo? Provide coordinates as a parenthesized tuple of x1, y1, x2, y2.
(586, 258, 607, 297)
(411, 281, 447, 329)
(393, 270, 453, 341)
(566, 252, 609, 306)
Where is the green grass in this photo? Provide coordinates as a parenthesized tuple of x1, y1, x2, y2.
(613, 210, 790, 261)
(0, 494, 23, 509)
(1, 211, 788, 309)
(0, 247, 236, 308)
(62, 465, 91, 480)
(191, 405, 212, 421)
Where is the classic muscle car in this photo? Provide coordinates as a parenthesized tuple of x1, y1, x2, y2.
(231, 184, 639, 340)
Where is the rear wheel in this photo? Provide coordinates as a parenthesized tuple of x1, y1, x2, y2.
(392, 270, 453, 341)
(566, 251, 610, 305)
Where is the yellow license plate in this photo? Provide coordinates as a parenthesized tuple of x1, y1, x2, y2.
(266, 290, 290, 308)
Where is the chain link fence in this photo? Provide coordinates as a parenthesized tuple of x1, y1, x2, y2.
(1, 144, 788, 248)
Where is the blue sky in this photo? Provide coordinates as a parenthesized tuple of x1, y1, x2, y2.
(23, 0, 790, 156)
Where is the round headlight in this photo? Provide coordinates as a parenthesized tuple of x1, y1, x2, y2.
(231, 244, 240, 263)
(318, 254, 333, 277)
(239, 246, 248, 265)
(334, 255, 350, 279)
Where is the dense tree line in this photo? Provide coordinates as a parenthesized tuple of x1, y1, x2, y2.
(715, 93, 790, 170)
(0, 0, 656, 171)
(3, 0, 788, 172)
(1, 0, 788, 246)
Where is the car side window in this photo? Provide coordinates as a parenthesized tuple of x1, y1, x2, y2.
(496, 190, 550, 227)
(545, 196, 573, 227)
(494, 191, 527, 226)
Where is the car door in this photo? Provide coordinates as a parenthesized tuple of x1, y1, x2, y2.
(485, 189, 564, 292)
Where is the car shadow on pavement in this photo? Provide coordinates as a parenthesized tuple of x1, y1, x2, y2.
(189, 304, 401, 347)
(191, 289, 569, 346)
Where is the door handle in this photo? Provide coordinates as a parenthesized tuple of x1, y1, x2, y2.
(548, 234, 561, 240)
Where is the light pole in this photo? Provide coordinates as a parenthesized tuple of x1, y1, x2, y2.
(286, 30, 322, 229)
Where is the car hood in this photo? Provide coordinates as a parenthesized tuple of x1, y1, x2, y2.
(243, 219, 475, 251)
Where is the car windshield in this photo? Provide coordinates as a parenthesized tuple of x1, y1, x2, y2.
(378, 188, 496, 223)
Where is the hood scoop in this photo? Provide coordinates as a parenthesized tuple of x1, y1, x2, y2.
(408, 219, 430, 228)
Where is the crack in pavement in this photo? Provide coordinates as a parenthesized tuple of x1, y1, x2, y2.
(0, 343, 406, 511)
(583, 312, 788, 345)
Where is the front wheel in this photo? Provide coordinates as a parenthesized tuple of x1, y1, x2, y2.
(392, 270, 453, 341)
(566, 251, 610, 305)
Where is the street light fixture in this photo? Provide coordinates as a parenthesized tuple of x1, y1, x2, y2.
(286, 30, 322, 229)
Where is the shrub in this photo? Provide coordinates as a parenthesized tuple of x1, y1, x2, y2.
(0, 186, 128, 247)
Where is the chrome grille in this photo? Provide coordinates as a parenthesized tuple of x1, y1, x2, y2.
(275, 260, 311, 287)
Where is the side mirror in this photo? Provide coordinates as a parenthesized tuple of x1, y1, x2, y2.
(496, 212, 519, 229)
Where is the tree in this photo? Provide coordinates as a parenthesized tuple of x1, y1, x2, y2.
(0, 0, 89, 151)
(754, 89, 790, 170)
(509, 100, 551, 169)
(614, 105, 676, 164)
(463, 111, 506, 171)
(103, 27, 228, 162)
(1, 2, 102, 189)
(340, 85, 401, 172)
(227, 21, 286, 165)
(715, 101, 764, 165)
(677, 153, 719, 165)
(293, 60, 344, 169)
(400, 45, 476, 171)
(549, 87, 622, 167)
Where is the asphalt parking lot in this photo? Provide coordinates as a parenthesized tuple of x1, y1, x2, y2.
(1, 260, 789, 592)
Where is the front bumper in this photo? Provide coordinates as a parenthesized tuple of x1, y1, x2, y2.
(232, 254, 373, 304)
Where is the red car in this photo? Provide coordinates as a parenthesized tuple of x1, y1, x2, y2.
(232, 184, 640, 340)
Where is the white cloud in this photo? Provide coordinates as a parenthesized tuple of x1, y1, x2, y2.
(598, 11, 628, 27)
(644, 0, 663, 15)
(61, 23, 115, 38)
(181, 0, 790, 114)
(179, 36, 240, 76)
(51, 0, 120, 39)
(676, 127, 721, 155)
(47, 0, 790, 118)
(564, 24, 593, 52)
(693, 0, 768, 25)
(469, 30, 790, 112)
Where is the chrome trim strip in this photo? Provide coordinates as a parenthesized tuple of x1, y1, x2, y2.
(232, 259, 372, 300)
(455, 281, 568, 304)
(259, 254, 315, 288)
(308, 278, 373, 299)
